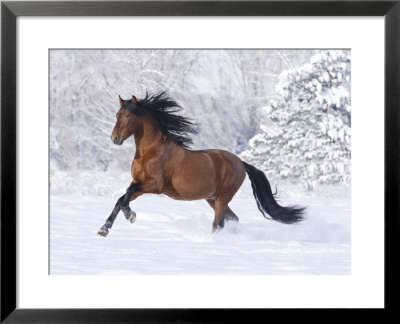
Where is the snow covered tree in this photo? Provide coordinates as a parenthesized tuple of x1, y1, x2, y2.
(226, 50, 314, 152)
(241, 50, 351, 190)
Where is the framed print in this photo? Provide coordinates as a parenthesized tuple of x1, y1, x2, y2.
(1, 0, 399, 322)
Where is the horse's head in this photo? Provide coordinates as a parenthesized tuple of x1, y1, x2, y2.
(111, 95, 145, 145)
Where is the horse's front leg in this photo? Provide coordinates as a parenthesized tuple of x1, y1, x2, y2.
(97, 183, 141, 237)
(120, 178, 163, 221)
(121, 184, 142, 223)
(98, 179, 161, 237)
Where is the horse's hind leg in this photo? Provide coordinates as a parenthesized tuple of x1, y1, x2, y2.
(206, 199, 239, 224)
(212, 199, 227, 231)
(225, 209, 239, 222)
(210, 195, 239, 232)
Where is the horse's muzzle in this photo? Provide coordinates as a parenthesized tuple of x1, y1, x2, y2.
(111, 134, 123, 145)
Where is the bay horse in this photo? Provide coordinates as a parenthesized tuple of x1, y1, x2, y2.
(98, 92, 305, 236)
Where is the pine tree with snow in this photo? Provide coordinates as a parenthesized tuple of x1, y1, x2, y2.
(241, 50, 351, 190)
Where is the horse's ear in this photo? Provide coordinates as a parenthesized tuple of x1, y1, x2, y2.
(132, 95, 137, 104)
(118, 95, 124, 106)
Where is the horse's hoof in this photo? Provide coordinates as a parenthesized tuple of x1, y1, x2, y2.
(128, 211, 136, 223)
(97, 228, 109, 237)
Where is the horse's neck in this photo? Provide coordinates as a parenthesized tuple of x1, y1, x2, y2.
(133, 118, 164, 157)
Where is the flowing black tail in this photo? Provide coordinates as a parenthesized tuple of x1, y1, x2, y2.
(243, 161, 305, 224)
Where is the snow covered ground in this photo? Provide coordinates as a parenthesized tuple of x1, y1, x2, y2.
(50, 177, 351, 275)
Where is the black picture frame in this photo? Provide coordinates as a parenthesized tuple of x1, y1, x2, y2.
(1, 0, 399, 322)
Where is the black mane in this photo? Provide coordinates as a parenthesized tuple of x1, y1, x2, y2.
(135, 92, 197, 148)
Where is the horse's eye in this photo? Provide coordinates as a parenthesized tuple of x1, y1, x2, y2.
(126, 114, 130, 118)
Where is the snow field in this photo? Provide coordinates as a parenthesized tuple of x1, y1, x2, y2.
(50, 178, 350, 275)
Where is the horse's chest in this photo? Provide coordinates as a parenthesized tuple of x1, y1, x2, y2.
(131, 159, 146, 181)
(131, 158, 159, 182)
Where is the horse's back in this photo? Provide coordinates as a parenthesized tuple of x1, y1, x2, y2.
(163, 148, 217, 200)
(163, 148, 245, 201)
(186, 149, 246, 196)
(199, 149, 246, 194)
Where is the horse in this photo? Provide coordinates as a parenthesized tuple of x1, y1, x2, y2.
(98, 92, 305, 237)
